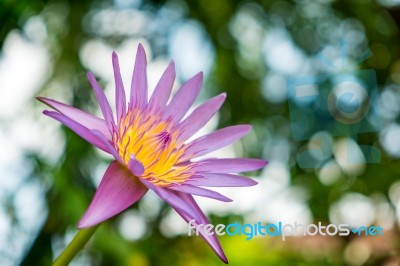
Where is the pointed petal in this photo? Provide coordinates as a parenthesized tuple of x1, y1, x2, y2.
(37, 97, 111, 140)
(112, 52, 126, 122)
(148, 60, 175, 112)
(139, 178, 201, 221)
(130, 44, 148, 110)
(185, 173, 258, 187)
(78, 161, 148, 228)
(191, 158, 268, 173)
(43, 111, 109, 152)
(172, 192, 228, 263)
(182, 125, 251, 161)
(177, 93, 226, 142)
(128, 156, 144, 176)
(87, 72, 116, 130)
(168, 184, 232, 202)
(163, 72, 203, 123)
(139, 178, 227, 263)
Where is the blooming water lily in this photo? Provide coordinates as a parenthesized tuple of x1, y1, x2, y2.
(39, 44, 267, 264)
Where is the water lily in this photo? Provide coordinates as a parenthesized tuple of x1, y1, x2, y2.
(39, 44, 267, 264)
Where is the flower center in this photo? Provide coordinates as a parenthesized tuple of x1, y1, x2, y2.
(113, 109, 190, 186)
(157, 130, 172, 146)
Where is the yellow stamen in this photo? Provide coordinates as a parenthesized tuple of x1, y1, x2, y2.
(113, 109, 190, 186)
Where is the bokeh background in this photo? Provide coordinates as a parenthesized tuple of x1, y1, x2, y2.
(1, 0, 400, 265)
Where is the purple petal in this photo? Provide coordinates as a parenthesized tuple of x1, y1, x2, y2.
(43, 111, 109, 152)
(112, 52, 126, 122)
(78, 161, 148, 228)
(185, 173, 258, 187)
(163, 72, 203, 123)
(177, 93, 226, 142)
(129, 44, 148, 110)
(168, 183, 232, 202)
(148, 60, 175, 113)
(139, 178, 227, 263)
(139, 178, 201, 222)
(37, 97, 111, 140)
(171, 192, 228, 264)
(191, 158, 268, 173)
(91, 130, 123, 164)
(182, 125, 251, 161)
(87, 72, 116, 131)
(128, 156, 145, 176)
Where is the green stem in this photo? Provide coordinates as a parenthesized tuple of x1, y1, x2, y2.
(53, 225, 99, 266)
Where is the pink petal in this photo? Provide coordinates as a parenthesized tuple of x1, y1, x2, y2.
(43, 111, 109, 152)
(191, 158, 268, 173)
(78, 161, 148, 228)
(37, 97, 111, 140)
(172, 192, 228, 264)
(148, 60, 175, 113)
(128, 156, 145, 176)
(87, 72, 116, 131)
(112, 52, 126, 122)
(168, 184, 232, 202)
(163, 72, 203, 123)
(182, 125, 251, 161)
(129, 44, 148, 110)
(177, 93, 226, 142)
(185, 173, 258, 187)
(139, 178, 227, 263)
(140, 178, 201, 221)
